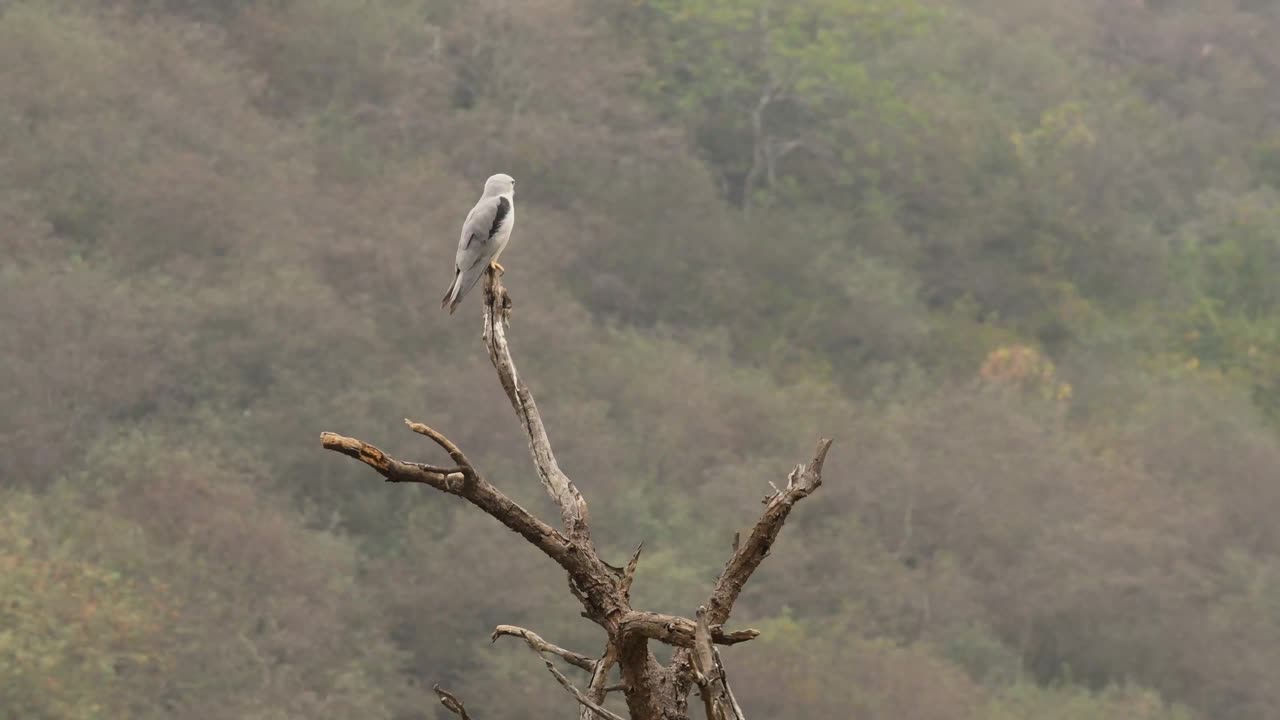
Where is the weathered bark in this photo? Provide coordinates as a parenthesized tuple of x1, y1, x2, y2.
(321, 268, 832, 719)
(706, 439, 832, 626)
(668, 439, 833, 708)
(619, 611, 761, 647)
(491, 626, 597, 671)
(499, 624, 629, 720)
(434, 684, 475, 720)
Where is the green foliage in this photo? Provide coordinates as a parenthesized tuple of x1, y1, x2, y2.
(1, 380, 429, 716)
(1168, 188, 1280, 420)
(940, 623, 1022, 687)
(0, 492, 174, 719)
(733, 612, 988, 718)
(636, 0, 934, 204)
(984, 683, 1194, 720)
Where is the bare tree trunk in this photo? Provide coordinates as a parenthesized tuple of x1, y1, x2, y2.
(322, 269, 832, 719)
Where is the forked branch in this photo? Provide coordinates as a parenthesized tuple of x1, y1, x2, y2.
(321, 265, 837, 720)
(500, 623, 628, 720)
(540, 656, 628, 720)
(319, 430, 582, 575)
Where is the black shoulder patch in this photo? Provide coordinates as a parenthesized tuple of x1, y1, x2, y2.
(488, 196, 511, 240)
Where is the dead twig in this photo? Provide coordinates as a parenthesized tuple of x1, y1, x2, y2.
(433, 684, 474, 720)
(320, 432, 582, 576)
(491, 625, 595, 671)
(405, 419, 473, 474)
(500, 625, 627, 720)
(540, 656, 628, 720)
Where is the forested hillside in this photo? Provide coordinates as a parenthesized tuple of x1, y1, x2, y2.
(3, 0, 1280, 717)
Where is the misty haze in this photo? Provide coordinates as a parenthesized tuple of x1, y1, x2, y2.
(3, 1, 1279, 718)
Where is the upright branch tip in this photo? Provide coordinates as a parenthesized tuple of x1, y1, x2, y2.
(433, 684, 475, 720)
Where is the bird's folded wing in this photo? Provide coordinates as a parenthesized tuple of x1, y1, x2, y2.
(455, 196, 508, 269)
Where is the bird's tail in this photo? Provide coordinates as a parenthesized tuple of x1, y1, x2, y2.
(441, 271, 460, 311)
(445, 264, 486, 315)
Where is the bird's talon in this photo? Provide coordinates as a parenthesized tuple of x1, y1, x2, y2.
(490, 261, 505, 275)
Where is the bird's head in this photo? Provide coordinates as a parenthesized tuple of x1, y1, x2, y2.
(483, 173, 515, 198)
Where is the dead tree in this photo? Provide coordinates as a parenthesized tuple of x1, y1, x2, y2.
(321, 270, 832, 720)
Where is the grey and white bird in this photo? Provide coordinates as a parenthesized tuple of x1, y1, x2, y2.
(441, 173, 516, 314)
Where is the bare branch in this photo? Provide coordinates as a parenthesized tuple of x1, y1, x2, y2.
(619, 611, 760, 647)
(502, 624, 627, 720)
(321, 432, 464, 486)
(692, 606, 717, 684)
(667, 438, 833, 710)
(582, 643, 618, 720)
(405, 418, 472, 472)
(433, 684, 475, 720)
(320, 432, 582, 573)
(714, 648, 747, 720)
(479, 273, 674, 713)
(692, 607, 745, 720)
(697, 676, 719, 719)
(482, 270, 591, 535)
(540, 656, 628, 720)
(697, 680, 720, 718)
(705, 438, 833, 625)
(409, 461, 466, 476)
(491, 625, 595, 671)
